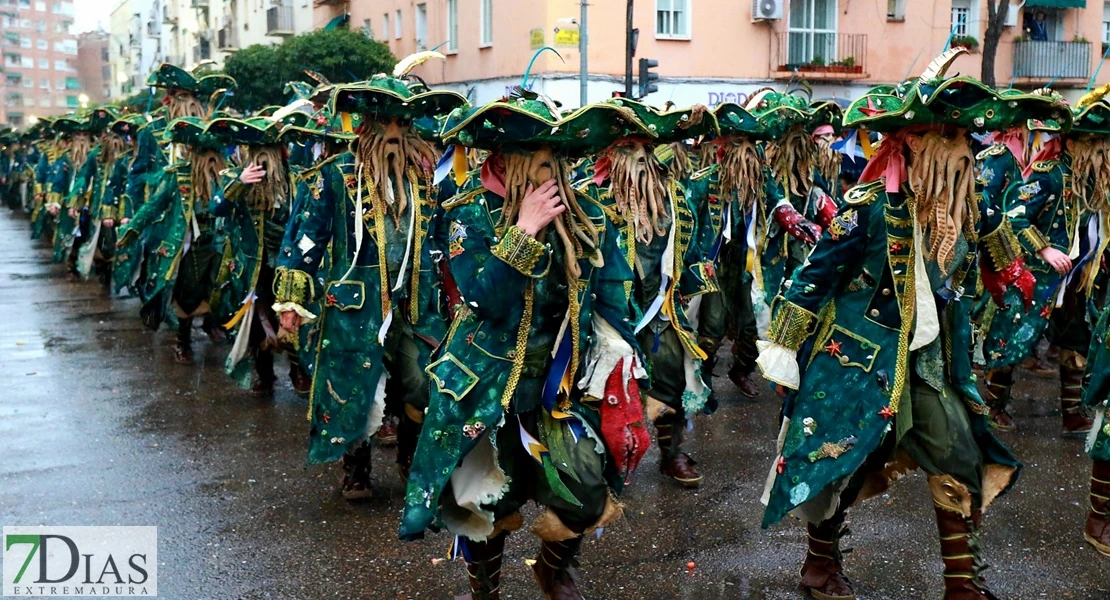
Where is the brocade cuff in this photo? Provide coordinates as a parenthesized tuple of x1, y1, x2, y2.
(767, 297, 818, 351)
(46, 191, 63, 209)
(981, 219, 1023, 272)
(273, 266, 317, 306)
(491, 225, 549, 277)
(1020, 226, 1051, 253)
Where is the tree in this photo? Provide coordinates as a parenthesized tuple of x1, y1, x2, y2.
(222, 29, 396, 113)
(982, 0, 1012, 87)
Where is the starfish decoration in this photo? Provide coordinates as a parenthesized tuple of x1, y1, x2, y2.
(824, 339, 843, 357)
(890, 242, 903, 252)
(858, 97, 887, 117)
(775, 455, 786, 474)
(878, 406, 895, 420)
(1040, 304, 1052, 318)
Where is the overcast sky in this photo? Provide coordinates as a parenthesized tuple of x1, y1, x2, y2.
(75, 0, 115, 34)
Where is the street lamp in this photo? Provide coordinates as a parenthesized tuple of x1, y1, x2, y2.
(28, 115, 38, 125)
(78, 93, 89, 109)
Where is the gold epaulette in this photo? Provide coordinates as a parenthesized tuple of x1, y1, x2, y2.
(442, 186, 485, 210)
(691, 164, 717, 181)
(844, 179, 885, 206)
(293, 153, 343, 183)
(1031, 159, 1060, 173)
(975, 143, 1007, 161)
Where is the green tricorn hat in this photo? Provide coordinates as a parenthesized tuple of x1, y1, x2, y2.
(808, 100, 844, 133)
(1072, 85, 1110, 135)
(146, 63, 237, 96)
(329, 74, 468, 122)
(162, 116, 225, 149)
(205, 116, 284, 146)
(110, 113, 149, 137)
(845, 48, 1071, 133)
(52, 115, 92, 135)
(714, 102, 766, 139)
(87, 106, 121, 133)
(601, 98, 719, 144)
(278, 108, 360, 143)
(743, 88, 812, 139)
(441, 87, 655, 154)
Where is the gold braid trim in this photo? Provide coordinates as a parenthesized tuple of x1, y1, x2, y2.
(888, 220, 916, 414)
(500, 282, 535, 410)
(1021, 226, 1051, 252)
(409, 167, 432, 324)
(491, 225, 547, 277)
(980, 219, 1022, 271)
(767, 298, 819, 350)
(273, 266, 316, 305)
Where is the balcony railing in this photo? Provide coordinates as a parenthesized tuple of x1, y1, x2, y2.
(217, 27, 238, 52)
(1013, 40, 1090, 81)
(772, 33, 868, 80)
(266, 5, 294, 37)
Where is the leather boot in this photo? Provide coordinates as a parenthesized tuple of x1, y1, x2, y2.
(698, 335, 720, 412)
(983, 368, 1015, 431)
(339, 441, 372, 501)
(1060, 357, 1093, 437)
(1020, 347, 1056, 377)
(799, 518, 855, 600)
(931, 476, 996, 599)
(656, 416, 702, 488)
(532, 536, 584, 600)
(461, 533, 506, 600)
(376, 415, 399, 447)
(201, 314, 226, 342)
(728, 336, 762, 398)
(174, 317, 194, 365)
(1084, 459, 1110, 556)
(288, 357, 311, 398)
(251, 350, 275, 397)
(396, 408, 422, 482)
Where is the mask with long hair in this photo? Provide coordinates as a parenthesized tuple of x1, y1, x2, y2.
(165, 90, 205, 121)
(498, 146, 600, 279)
(98, 132, 126, 167)
(68, 133, 92, 169)
(695, 140, 716, 168)
(718, 136, 765, 210)
(1068, 135, 1110, 213)
(605, 139, 671, 244)
(814, 133, 842, 188)
(664, 141, 692, 182)
(188, 148, 226, 203)
(354, 118, 438, 229)
(245, 145, 289, 213)
(766, 126, 817, 199)
(905, 130, 976, 271)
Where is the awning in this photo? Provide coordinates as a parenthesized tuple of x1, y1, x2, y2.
(3, 32, 19, 42)
(323, 13, 349, 31)
(1025, 0, 1085, 8)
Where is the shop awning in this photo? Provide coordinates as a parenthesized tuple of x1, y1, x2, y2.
(323, 13, 349, 31)
(1025, 0, 1085, 8)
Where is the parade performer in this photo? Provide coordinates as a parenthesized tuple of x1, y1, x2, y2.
(271, 70, 464, 497)
(45, 115, 92, 272)
(107, 114, 149, 296)
(67, 107, 122, 284)
(756, 50, 1031, 600)
(116, 116, 227, 365)
(577, 99, 715, 487)
(979, 91, 1090, 435)
(0, 128, 22, 210)
(400, 85, 650, 600)
(30, 119, 58, 240)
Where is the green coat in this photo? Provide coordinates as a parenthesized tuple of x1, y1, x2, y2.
(47, 152, 77, 263)
(399, 181, 641, 541)
(30, 144, 54, 240)
(1083, 304, 1110, 461)
(762, 179, 1020, 527)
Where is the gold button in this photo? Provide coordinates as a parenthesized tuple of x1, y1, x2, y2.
(882, 288, 891, 296)
(870, 309, 880, 317)
(839, 355, 850, 365)
(1057, 210, 1064, 215)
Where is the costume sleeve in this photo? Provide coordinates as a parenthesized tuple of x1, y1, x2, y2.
(105, 157, 130, 220)
(208, 169, 247, 217)
(46, 158, 72, 208)
(273, 166, 335, 318)
(116, 171, 174, 246)
(1007, 165, 1058, 254)
(67, 152, 97, 209)
(124, 127, 159, 206)
(34, 153, 49, 196)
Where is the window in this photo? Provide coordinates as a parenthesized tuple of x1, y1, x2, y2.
(20, 55, 31, 67)
(362, 18, 373, 39)
(33, 0, 43, 10)
(788, 0, 836, 65)
(39, 78, 48, 88)
(1104, 1, 1110, 44)
(37, 57, 47, 68)
(35, 38, 45, 49)
(951, 0, 970, 37)
(19, 37, 30, 48)
(446, 0, 458, 52)
(39, 96, 50, 107)
(54, 59, 65, 70)
(55, 77, 63, 89)
(22, 96, 33, 107)
(65, 94, 77, 108)
(394, 9, 401, 39)
(22, 78, 32, 88)
(887, 0, 905, 21)
(382, 13, 389, 40)
(415, 3, 427, 51)
(34, 19, 45, 32)
(480, 0, 492, 46)
(655, 0, 689, 39)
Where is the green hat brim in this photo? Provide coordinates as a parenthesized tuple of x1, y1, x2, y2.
(205, 117, 283, 146)
(110, 115, 148, 136)
(441, 101, 655, 154)
(743, 90, 812, 139)
(163, 117, 224, 149)
(808, 101, 844, 133)
(714, 102, 766, 139)
(147, 63, 198, 91)
(52, 117, 91, 135)
(330, 80, 467, 122)
(605, 99, 719, 143)
(1072, 100, 1110, 135)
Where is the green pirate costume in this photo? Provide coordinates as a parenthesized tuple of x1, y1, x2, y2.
(400, 89, 650, 600)
(270, 72, 464, 497)
(30, 119, 59, 241)
(977, 90, 1089, 435)
(756, 50, 1023, 600)
(46, 115, 97, 272)
(67, 107, 123, 285)
(116, 116, 227, 364)
(108, 114, 150, 296)
(0, 128, 22, 210)
(576, 99, 715, 487)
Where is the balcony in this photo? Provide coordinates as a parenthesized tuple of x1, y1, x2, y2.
(217, 27, 239, 52)
(313, 0, 349, 6)
(191, 0, 209, 8)
(772, 33, 868, 81)
(1012, 40, 1090, 82)
(193, 40, 211, 62)
(266, 5, 294, 37)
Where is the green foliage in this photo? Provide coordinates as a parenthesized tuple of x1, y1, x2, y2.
(222, 29, 396, 113)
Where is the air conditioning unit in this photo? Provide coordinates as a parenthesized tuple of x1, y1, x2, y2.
(752, 0, 783, 21)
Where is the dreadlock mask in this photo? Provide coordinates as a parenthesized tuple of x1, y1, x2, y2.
(354, 116, 438, 228)
(1067, 134, 1110, 213)
(97, 131, 126, 167)
(695, 139, 716, 169)
(68, 132, 92, 169)
(904, 127, 975, 272)
(812, 126, 842, 188)
(163, 88, 205, 120)
(244, 144, 289, 213)
(603, 137, 670, 244)
(767, 124, 817, 199)
(664, 141, 693, 182)
(716, 134, 765, 211)
(185, 146, 226, 204)
(496, 144, 600, 278)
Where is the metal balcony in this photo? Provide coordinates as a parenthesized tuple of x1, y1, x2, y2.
(217, 27, 238, 52)
(772, 33, 868, 81)
(191, 0, 209, 8)
(266, 5, 294, 37)
(1012, 40, 1090, 81)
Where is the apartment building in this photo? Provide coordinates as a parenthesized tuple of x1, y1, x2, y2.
(320, 0, 1110, 108)
(77, 31, 110, 104)
(0, 0, 83, 126)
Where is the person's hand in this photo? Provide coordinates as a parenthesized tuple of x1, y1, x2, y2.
(47, 204, 59, 216)
(775, 384, 788, 398)
(516, 179, 563, 237)
(102, 218, 115, 228)
(120, 217, 130, 225)
(1038, 246, 1072, 274)
(67, 207, 77, 219)
(280, 310, 302, 332)
(239, 163, 266, 185)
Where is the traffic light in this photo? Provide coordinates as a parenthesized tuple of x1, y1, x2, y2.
(638, 58, 659, 99)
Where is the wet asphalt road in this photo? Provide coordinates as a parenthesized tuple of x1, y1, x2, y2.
(0, 208, 1107, 600)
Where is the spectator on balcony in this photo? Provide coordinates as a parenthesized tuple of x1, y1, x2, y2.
(1027, 11, 1049, 41)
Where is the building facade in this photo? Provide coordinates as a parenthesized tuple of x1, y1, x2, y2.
(321, 0, 1110, 108)
(0, 0, 83, 126)
(77, 31, 110, 104)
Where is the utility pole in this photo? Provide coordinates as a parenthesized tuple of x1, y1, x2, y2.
(624, 0, 634, 97)
(579, 0, 588, 106)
